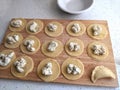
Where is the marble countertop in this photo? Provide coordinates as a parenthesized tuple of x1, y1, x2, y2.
(0, 0, 120, 90)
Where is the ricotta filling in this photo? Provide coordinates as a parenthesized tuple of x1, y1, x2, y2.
(67, 64, 81, 75)
(0, 52, 15, 67)
(47, 23, 57, 32)
(29, 22, 38, 33)
(92, 44, 105, 55)
(47, 41, 58, 52)
(69, 42, 80, 51)
(24, 40, 35, 52)
(7, 35, 19, 44)
(71, 23, 81, 33)
(92, 25, 102, 36)
(14, 58, 26, 73)
(10, 20, 22, 28)
(42, 62, 53, 76)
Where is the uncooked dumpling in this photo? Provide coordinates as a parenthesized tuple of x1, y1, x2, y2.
(91, 65, 115, 83)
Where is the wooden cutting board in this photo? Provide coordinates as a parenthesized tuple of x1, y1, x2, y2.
(0, 18, 118, 87)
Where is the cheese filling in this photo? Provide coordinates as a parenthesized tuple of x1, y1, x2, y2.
(67, 64, 81, 75)
(10, 20, 22, 28)
(14, 58, 26, 73)
(92, 25, 102, 36)
(71, 23, 81, 33)
(0, 52, 15, 67)
(69, 42, 80, 51)
(42, 62, 53, 76)
(92, 44, 105, 55)
(7, 35, 19, 44)
(24, 40, 35, 52)
(29, 22, 38, 33)
(47, 23, 57, 32)
(47, 41, 58, 52)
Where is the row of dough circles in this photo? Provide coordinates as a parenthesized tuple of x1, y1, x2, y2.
(9, 18, 108, 40)
(4, 34, 84, 57)
(0, 50, 115, 83)
(4, 32, 109, 60)
(0, 50, 84, 81)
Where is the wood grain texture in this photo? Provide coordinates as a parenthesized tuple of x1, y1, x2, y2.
(0, 19, 118, 87)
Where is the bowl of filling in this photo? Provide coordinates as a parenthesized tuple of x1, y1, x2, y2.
(57, 0, 94, 14)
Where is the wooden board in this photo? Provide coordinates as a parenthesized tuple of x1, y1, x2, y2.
(0, 18, 118, 87)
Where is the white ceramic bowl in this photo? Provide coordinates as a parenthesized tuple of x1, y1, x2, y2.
(57, 0, 94, 14)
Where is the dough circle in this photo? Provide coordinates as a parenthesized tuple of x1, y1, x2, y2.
(62, 58, 84, 80)
(4, 32, 23, 48)
(66, 21, 86, 36)
(37, 58, 60, 82)
(65, 38, 84, 57)
(9, 18, 26, 32)
(20, 35, 40, 54)
(41, 39, 63, 58)
(11, 55, 34, 78)
(26, 20, 44, 34)
(45, 21, 63, 37)
(87, 24, 108, 40)
(0, 50, 16, 69)
(87, 41, 109, 61)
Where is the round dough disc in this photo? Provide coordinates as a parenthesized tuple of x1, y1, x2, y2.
(65, 38, 84, 57)
(87, 41, 109, 61)
(62, 58, 84, 80)
(0, 50, 16, 69)
(26, 20, 44, 34)
(20, 35, 40, 54)
(87, 24, 108, 40)
(11, 55, 34, 78)
(9, 18, 26, 32)
(45, 21, 63, 37)
(4, 32, 23, 48)
(37, 58, 60, 82)
(66, 21, 86, 36)
(41, 39, 63, 58)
